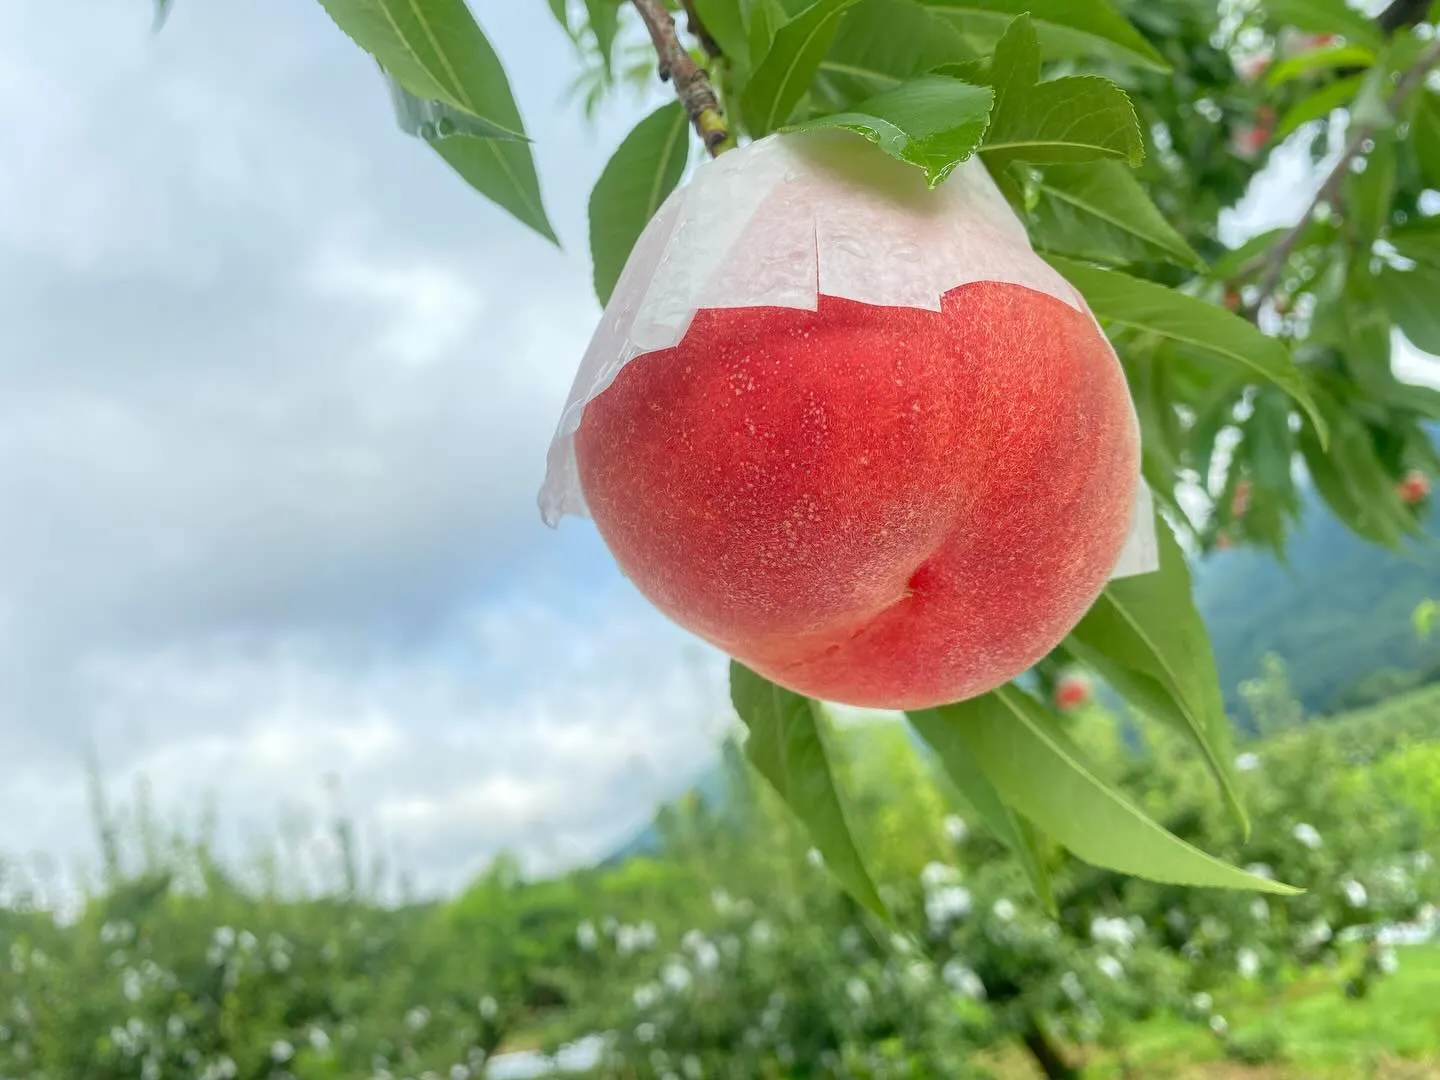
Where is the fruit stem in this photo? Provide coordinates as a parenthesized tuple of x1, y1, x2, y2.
(630, 0, 735, 157)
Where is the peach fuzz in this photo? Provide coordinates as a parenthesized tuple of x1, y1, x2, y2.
(575, 280, 1139, 710)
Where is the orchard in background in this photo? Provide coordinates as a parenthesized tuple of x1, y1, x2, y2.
(153, 0, 1440, 910)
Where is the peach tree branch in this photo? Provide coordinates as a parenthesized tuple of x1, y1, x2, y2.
(630, 0, 733, 155)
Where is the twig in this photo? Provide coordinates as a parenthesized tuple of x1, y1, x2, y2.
(630, 0, 733, 155)
(1376, 0, 1434, 34)
(1251, 39, 1440, 307)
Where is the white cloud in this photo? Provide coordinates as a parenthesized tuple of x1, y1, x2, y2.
(0, 0, 726, 899)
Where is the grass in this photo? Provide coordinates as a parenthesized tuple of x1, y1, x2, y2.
(987, 945, 1440, 1079)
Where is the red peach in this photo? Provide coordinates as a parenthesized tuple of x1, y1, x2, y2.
(1054, 674, 1090, 712)
(1231, 479, 1252, 519)
(576, 282, 1139, 709)
(1231, 124, 1271, 160)
(1399, 470, 1430, 505)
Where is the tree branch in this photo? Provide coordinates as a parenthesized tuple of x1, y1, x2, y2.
(1251, 39, 1440, 307)
(630, 0, 733, 155)
(1376, 0, 1434, 34)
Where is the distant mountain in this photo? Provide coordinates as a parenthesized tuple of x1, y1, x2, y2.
(1196, 496, 1440, 717)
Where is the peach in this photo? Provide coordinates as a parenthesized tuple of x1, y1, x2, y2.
(1231, 479, 1252, 519)
(575, 280, 1139, 709)
(1399, 470, 1430, 506)
(1054, 673, 1091, 712)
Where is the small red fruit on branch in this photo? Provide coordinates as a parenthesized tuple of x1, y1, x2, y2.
(1398, 470, 1430, 506)
(1053, 673, 1091, 712)
(1231, 479, 1252, 520)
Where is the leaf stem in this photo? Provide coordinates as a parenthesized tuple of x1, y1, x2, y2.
(630, 0, 734, 156)
(1250, 39, 1440, 309)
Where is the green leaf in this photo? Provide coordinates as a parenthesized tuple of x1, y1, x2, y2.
(1266, 43, 1375, 86)
(1264, 0, 1384, 50)
(1030, 162, 1203, 270)
(1277, 74, 1363, 137)
(975, 16, 1142, 166)
(315, 0, 556, 241)
(927, 687, 1298, 893)
(152, 0, 175, 31)
(730, 662, 888, 917)
(982, 75, 1142, 164)
(1046, 256, 1325, 440)
(315, 0, 528, 136)
(744, 0, 862, 135)
(589, 104, 691, 305)
(386, 74, 530, 142)
(922, 0, 1168, 72)
(817, 0, 975, 102)
(545, 0, 572, 37)
(1414, 92, 1440, 191)
(1209, 227, 1291, 280)
(1299, 393, 1414, 546)
(785, 75, 993, 185)
(908, 708, 1054, 912)
(1380, 266, 1440, 355)
(1390, 219, 1440, 272)
(584, 0, 620, 74)
(1065, 515, 1248, 836)
(1348, 133, 1396, 240)
(749, 0, 787, 62)
(691, 0, 752, 63)
(431, 135, 558, 243)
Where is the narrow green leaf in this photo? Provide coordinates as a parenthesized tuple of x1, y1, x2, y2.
(387, 74, 529, 142)
(315, 0, 528, 136)
(1066, 515, 1248, 836)
(785, 75, 993, 186)
(730, 662, 888, 917)
(1414, 92, 1440, 191)
(817, 0, 975, 102)
(743, 0, 863, 135)
(432, 135, 559, 243)
(1265, 43, 1375, 86)
(584, 0, 620, 74)
(749, 0, 787, 62)
(546, 0, 572, 37)
(908, 708, 1054, 912)
(1264, 0, 1384, 50)
(315, 0, 556, 241)
(1030, 162, 1203, 270)
(1298, 394, 1414, 546)
(922, 0, 1169, 72)
(930, 688, 1298, 893)
(1046, 256, 1325, 440)
(1277, 74, 1363, 137)
(1347, 132, 1396, 240)
(589, 103, 691, 305)
(1380, 266, 1440, 355)
(691, 0, 752, 63)
(1209, 228, 1290, 280)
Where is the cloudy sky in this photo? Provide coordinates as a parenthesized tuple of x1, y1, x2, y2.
(0, 0, 740, 901)
(2, 0, 1435, 905)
